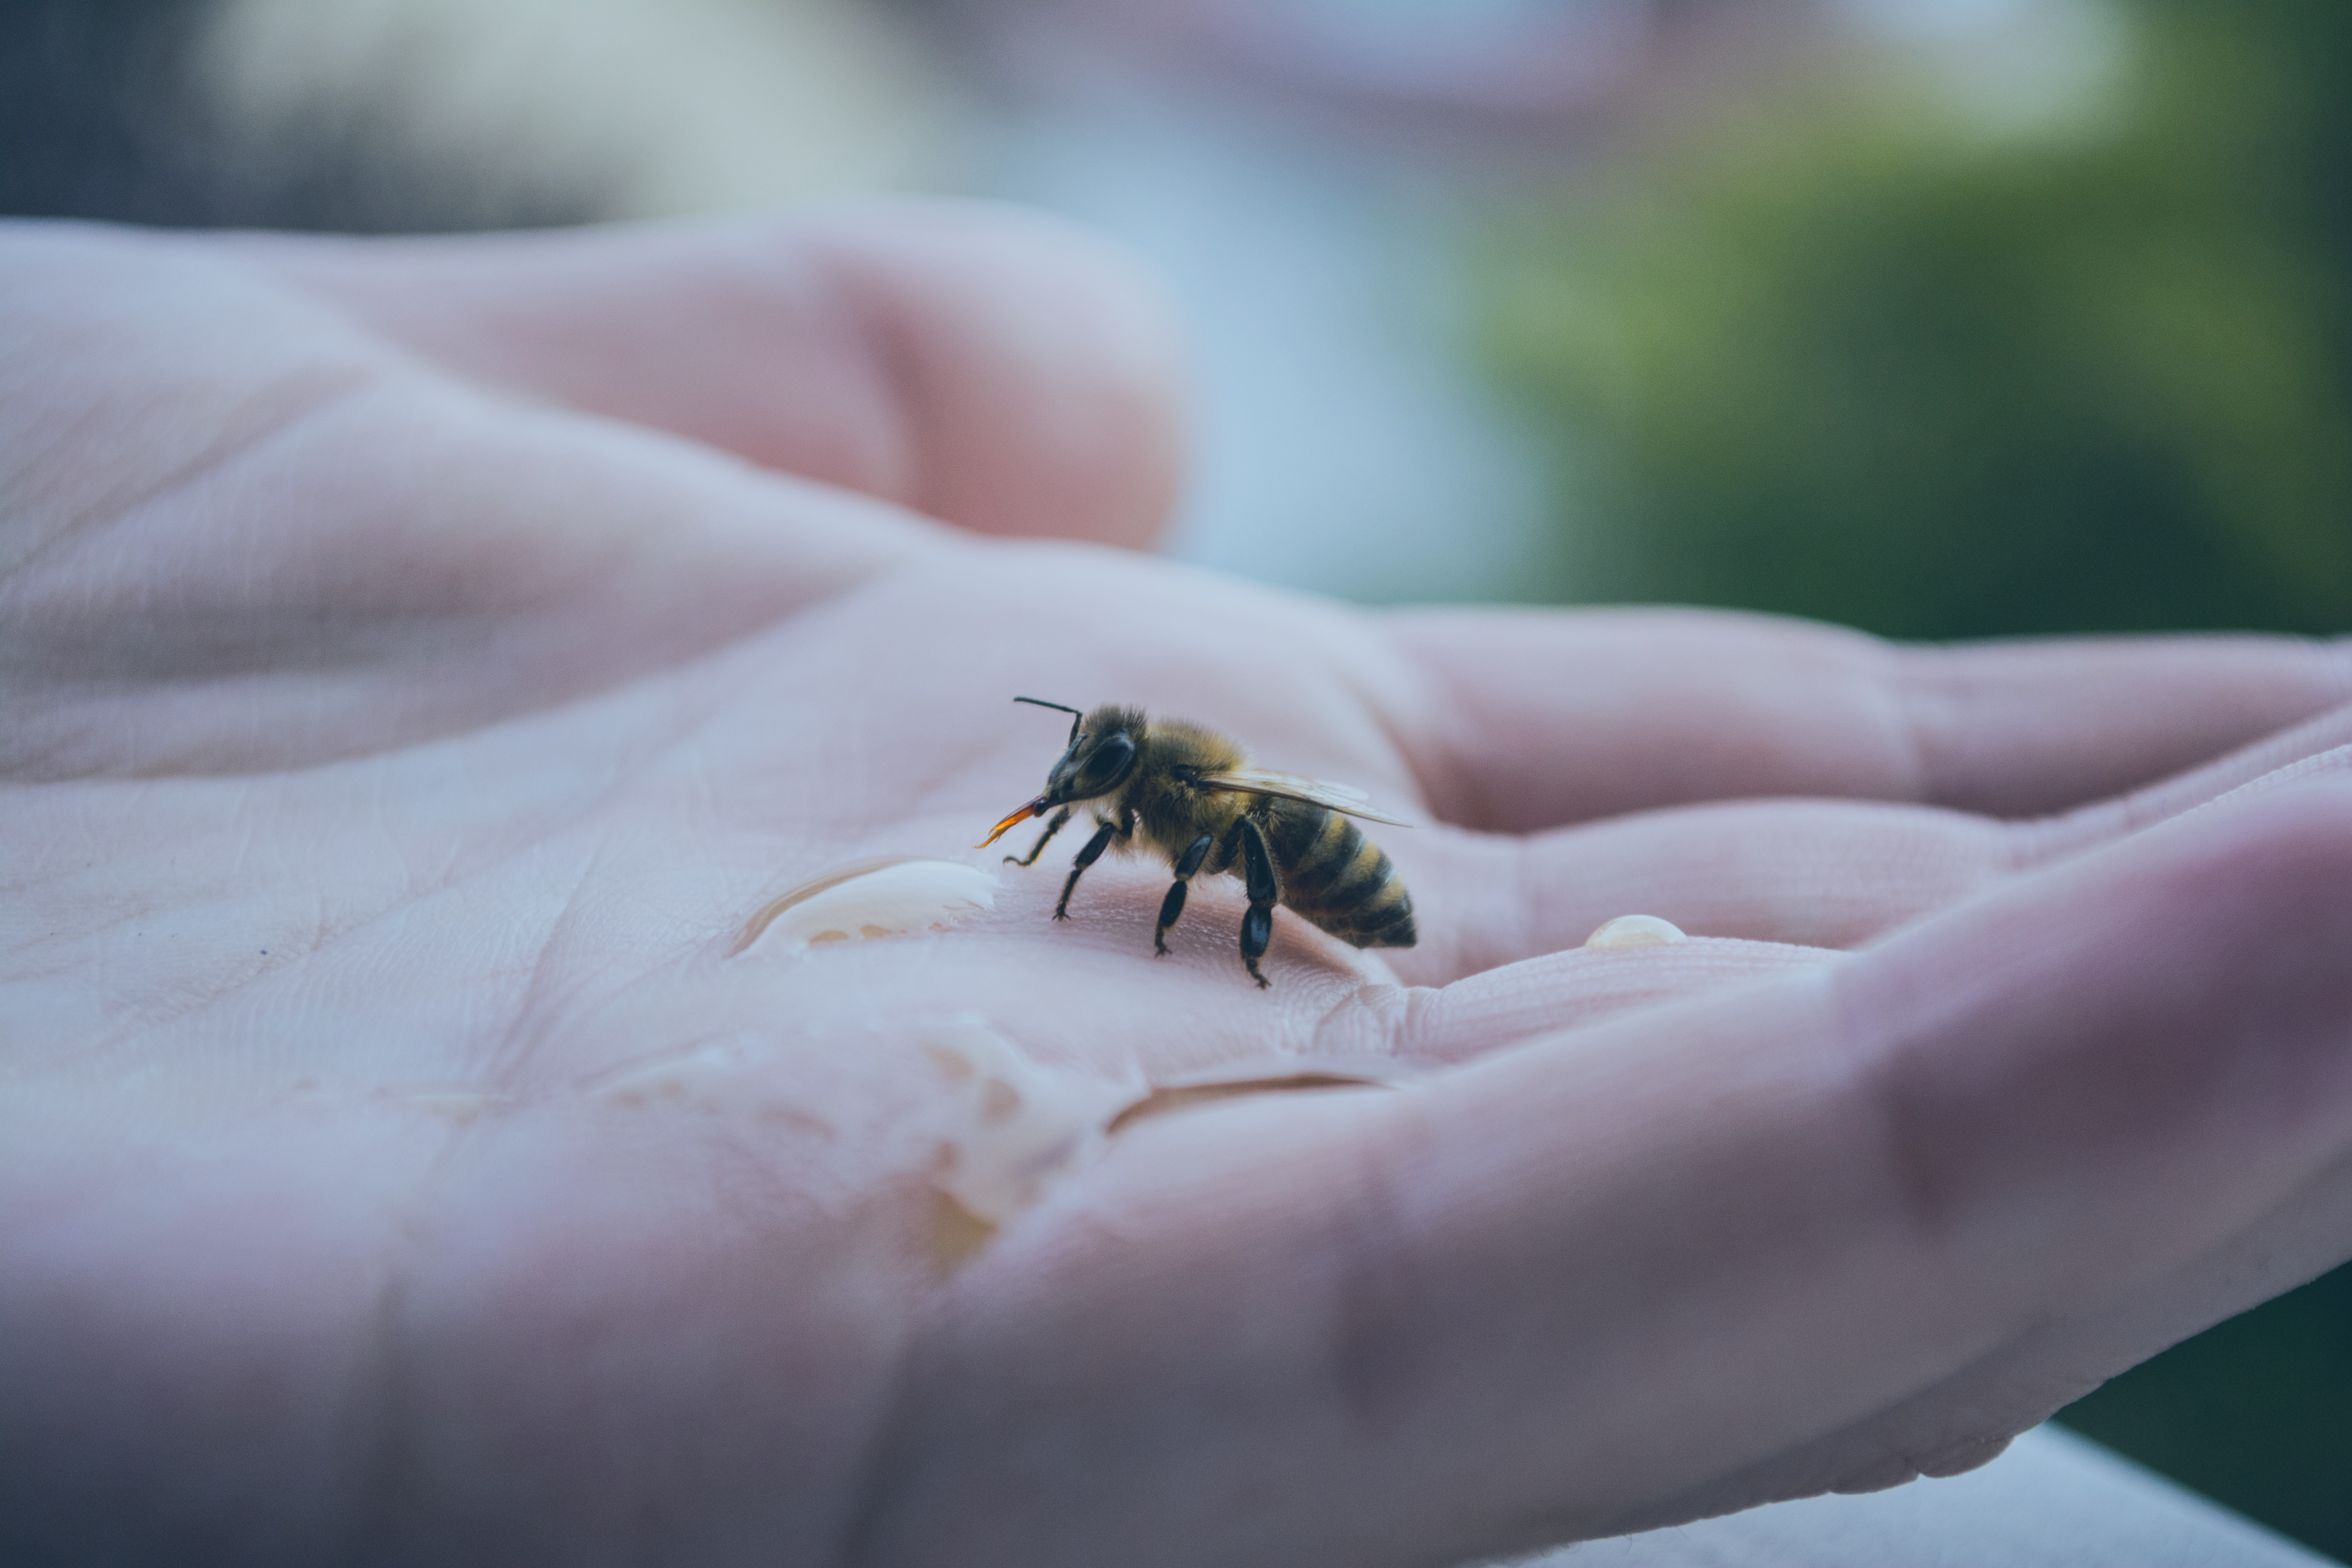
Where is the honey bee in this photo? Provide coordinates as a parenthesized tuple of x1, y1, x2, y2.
(977, 698, 1417, 987)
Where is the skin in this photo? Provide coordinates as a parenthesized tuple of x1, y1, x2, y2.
(4, 206, 2352, 1568)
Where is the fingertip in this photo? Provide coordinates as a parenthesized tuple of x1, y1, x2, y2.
(804, 200, 1187, 550)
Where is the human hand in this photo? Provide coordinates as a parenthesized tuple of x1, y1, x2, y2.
(5, 211, 2352, 1568)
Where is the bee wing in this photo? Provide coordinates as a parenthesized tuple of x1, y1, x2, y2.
(1194, 768, 1416, 827)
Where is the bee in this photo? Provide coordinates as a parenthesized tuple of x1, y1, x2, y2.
(977, 698, 1417, 988)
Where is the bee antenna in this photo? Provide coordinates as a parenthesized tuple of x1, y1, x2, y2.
(1012, 695, 1084, 743)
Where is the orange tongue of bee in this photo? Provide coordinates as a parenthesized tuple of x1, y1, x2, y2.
(976, 797, 1049, 849)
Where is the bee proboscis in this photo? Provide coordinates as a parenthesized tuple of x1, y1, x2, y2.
(977, 698, 1417, 988)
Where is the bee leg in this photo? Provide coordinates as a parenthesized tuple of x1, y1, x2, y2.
(1238, 816, 1279, 989)
(1054, 817, 1120, 920)
(1005, 806, 1073, 867)
(1153, 833, 1217, 955)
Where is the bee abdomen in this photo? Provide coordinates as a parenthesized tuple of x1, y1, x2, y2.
(1265, 806, 1417, 950)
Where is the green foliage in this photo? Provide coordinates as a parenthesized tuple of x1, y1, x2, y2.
(1481, 0, 2352, 638)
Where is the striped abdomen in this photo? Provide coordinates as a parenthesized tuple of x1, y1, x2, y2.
(1259, 801, 1417, 949)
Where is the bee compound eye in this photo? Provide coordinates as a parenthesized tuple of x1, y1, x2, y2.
(1083, 733, 1136, 789)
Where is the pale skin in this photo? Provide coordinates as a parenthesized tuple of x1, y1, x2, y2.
(5, 208, 2352, 1568)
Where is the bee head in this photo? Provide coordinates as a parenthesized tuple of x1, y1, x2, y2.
(1040, 702, 1141, 804)
(976, 698, 1142, 849)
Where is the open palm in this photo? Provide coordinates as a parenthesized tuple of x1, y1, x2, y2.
(7, 211, 2352, 1568)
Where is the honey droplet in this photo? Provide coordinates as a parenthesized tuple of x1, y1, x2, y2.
(1585, 914, 1688, 949)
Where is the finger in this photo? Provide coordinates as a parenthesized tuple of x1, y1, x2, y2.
(1394, 798, 2015, 985)
(1393, 700, 2352, 987)
(1327, 935, 1846, 1055)
(2040, 710, 2352, 853)
(863, 782, 2352, 1568)
(1379, 606, 2352, 831)
(219, 204, 1186, 549)
(0, 224, 938, 777)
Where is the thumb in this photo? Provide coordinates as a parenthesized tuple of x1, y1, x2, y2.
(227, 203, 1189, 549)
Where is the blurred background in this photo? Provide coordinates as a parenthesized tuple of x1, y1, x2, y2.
(4, 0, 2346, 1553)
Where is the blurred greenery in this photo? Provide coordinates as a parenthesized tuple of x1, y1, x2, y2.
(1481, 0, 2352, 640)
(2063, 1260, 2352, 1560)
(1478, 0, 2352, 1557)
